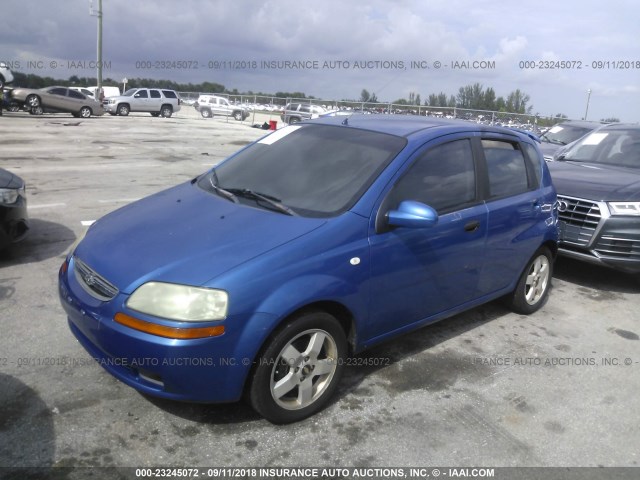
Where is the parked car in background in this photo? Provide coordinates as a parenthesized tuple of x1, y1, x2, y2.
(548, 124, 640, 273)
(0, 168, 29, 251)
(10, 86, 104, 117)
(0, 61, 14, 89)
(59, 116, 557, 423)
(194, 95, 250, 120)
(539, 120, 602, 161)
(104, 88, 181, 117)
(2, 88, 21, 112)
(69, 87, 96, 99)
(281, 103, 327, 124)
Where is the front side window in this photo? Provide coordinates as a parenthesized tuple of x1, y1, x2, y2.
(134, 90, 148, 98)
(482, 140, 529, 198)
(389, 139, 476, 213)
(198, 125, 407, 217)
(48, 87, 68, 96)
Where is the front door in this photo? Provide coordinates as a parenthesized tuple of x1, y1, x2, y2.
(366, 137, 488, 342)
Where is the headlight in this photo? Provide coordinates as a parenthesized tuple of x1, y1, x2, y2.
(0, 188, 19, 205)
(608, 202, 640, 216)
(127, 282, 228, 321)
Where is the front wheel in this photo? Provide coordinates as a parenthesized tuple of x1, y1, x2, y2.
(30, 105, 44, 115)
(117, 104, 130, 116)
(79, 106, 92, 118)
(160, 105, 173, 118)
(233, 111, 243, 121)
(200, 109, 212, 118)
(505, 246, 553, 314)
(26, 94, 41, 107)
(248, 311, 347, 424)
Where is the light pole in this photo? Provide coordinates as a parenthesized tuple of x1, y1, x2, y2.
(90, 0, 103, 99)
(584, 88, 592, 120)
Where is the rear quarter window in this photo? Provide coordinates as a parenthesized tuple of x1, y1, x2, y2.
(162, 90, 177, 99)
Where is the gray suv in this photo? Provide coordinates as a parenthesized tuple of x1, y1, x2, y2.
(104, 88, 181, 117)
(194, 95, 250, 121)
(281, 103, 327, 124)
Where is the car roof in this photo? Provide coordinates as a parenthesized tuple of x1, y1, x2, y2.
(595, 123, 640, 132)
(307, 114, 529, 140)
(553, 120, 604, 128)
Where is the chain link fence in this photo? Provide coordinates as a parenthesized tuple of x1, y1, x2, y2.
(178, 91, 570, 133)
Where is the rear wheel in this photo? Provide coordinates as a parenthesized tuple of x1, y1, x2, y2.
(249, 311, 347, 424)
(233, 111, 243, 121)
(505, 246, 553, 314)
(30, 105, 44, 115)
(200, 109, 212, 118)
(160, 105, 173, 118)
(117, 104, 130, 116)
(288, 117, 300, 125)
(79, 106, 92, 118)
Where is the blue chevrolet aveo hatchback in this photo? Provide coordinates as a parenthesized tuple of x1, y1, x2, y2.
(59, 115, 558, 423)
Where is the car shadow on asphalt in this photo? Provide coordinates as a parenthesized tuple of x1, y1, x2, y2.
(143, 300, 509, 425)
(553, 257, 640, 293)
(0, 218, 75, 268)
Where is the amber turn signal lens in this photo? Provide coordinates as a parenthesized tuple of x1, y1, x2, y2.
(114, 312, 225, 339)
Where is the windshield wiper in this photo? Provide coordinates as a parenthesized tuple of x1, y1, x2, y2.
(208, 169, 238, 203)
(225, 188, 297, 216)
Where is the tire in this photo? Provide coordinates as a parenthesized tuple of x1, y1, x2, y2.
(79, 106, 92, 118)
(117, 104, 130, 116)
(200, 109, 212, 118)
(150, 112, 160, 117)
(233, 111, 243, 121)
(26, 94, 41, 108)
(505, 246, 553, 314)
(30, 105, 44, 115)
(288, 117, 300, 125)
(160, 105, 173, 118)
(249, 311, 347, 424)
(8, 103, 20, 112)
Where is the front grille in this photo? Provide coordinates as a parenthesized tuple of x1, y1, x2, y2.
(73, 257, 119, 301)
(557, 196, 602, 246)
(595, 236, 640, 259)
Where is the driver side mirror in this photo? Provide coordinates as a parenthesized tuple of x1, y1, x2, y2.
(387, 200, 438, 229)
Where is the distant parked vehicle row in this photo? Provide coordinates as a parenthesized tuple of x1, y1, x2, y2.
(10, 86, 104, 117)
(104, 88, 181, 117)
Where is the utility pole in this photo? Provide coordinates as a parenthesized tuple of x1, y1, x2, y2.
(584, 88, 592, 121)
(90, 0, 103, 99)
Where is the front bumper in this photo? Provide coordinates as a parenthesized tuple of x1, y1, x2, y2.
(557, 195, 640, 273)
(58, 256, 260, 403)
(0, 197, 29, 249)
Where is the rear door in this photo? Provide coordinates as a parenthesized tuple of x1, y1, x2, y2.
(476, 137, 547, 295)
(149, 89, 162, 111)
(367, 136, 488, 341)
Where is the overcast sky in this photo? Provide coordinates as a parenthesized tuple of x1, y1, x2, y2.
(2, 0, 639, 121)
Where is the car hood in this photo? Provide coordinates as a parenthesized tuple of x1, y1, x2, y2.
(548, 160, 640, 201)
(74, 181, 326, 294)
(538, 141, 563, 157)
(0, 168, 24, 189)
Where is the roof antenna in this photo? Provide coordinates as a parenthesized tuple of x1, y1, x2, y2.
(341, 117, 349, 126)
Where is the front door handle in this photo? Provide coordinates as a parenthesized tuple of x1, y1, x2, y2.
(464, 220, 480, 232)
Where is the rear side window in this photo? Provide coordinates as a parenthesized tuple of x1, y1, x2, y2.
(49, 87, 68, 96)
(68, 90, 85, 99)
(162, 90, 177, 99)
(150, 90, 161, 98)
(390, 139, 476, 213)
(482, 140, 529, 198)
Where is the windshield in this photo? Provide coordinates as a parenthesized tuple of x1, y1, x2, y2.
(562, 128, 640, 168)
(197, 124, 406, 217)
(541, 124, 596, 145)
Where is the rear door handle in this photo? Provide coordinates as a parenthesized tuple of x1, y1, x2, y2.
(464, 220, 480, 232)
